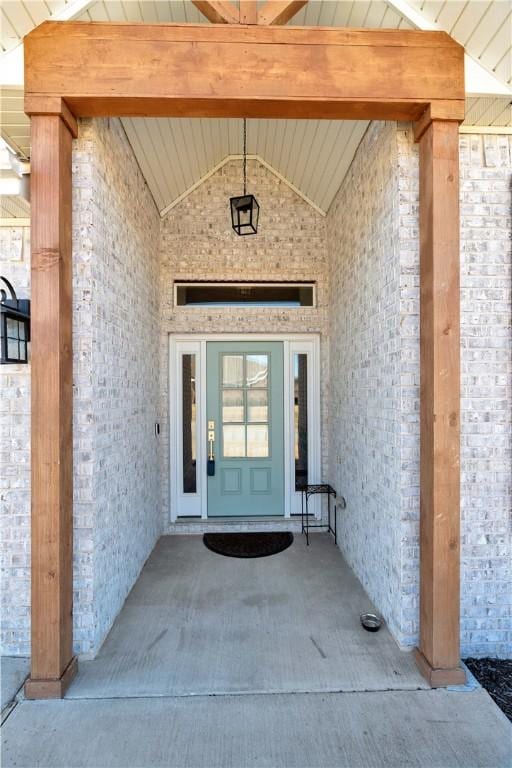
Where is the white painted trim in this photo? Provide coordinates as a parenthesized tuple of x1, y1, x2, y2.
(199, 341, 208, 519)
(169, 339, 205, 521)
(463, 56, 512, 99)
(283, 339, 291, 519)
(0, 0, 95, 86)
(160, 154, 326, 218)
(169, 333, 321, 523)
(385, 0, 512, 98)
(459, 125, 512, 135)
(0, 47, 24, 88)
(288, 339, 322, 520)
(0, 218, 30, 227)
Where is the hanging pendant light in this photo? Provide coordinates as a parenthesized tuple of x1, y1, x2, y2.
(230, 118, 260, 236)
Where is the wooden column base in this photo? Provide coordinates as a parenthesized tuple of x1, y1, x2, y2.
(414, 648, 466, 688)
(24, 656, 78, 700)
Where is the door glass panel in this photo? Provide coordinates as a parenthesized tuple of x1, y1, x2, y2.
(223, 424, 245, 457)
(223, 389, 244, 422)
(223, 355, 244, 387)
(294, 353, 308, 490)
(7, 338, 19, 359)
(247, 425, 269, 458)
(246, 354, 268, 388)
(221, 352, 271, 459)
(6, 318, 18, 337)
(182, 354, 197, 493)
(247, 389, 268, 423)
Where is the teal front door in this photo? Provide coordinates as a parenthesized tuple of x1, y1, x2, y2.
(206, 341, 284, 517)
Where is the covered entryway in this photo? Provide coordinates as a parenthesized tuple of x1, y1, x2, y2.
(66, 534, 427, 699)
(23, 3, 466, 699)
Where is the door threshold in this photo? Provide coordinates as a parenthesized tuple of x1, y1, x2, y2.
(165, 517, 308, 535)
(175, 516, 299, 523)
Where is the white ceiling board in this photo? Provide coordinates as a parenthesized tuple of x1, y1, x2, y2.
(77, 0, 207, 23)
(465, 97, 512, 127)
(1, 193, 30, 217)
(1, 1, 511, 218)
(411, 0, 512, 85)
(1, 87, 30, 158)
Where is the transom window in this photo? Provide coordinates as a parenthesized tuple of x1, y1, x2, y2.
(222, 353, 269, 458)
(175, 282, 315, 307)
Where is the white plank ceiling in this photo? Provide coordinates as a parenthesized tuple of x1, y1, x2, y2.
(1, 1, 512, 216)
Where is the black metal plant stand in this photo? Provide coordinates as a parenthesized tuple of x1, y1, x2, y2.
(300, 484, 345, 546)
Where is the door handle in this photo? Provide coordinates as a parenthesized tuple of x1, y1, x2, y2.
(207, 425, 215, 476)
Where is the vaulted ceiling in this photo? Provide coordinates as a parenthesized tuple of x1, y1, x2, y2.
(1, 0, 511, 218)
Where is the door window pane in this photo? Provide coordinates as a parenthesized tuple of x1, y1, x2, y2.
(223, 355, 244, 387)
(182, 354, 197, 493)
(247, 389, 268, 423)
(223, 424, 245, 457)
(246, 354, 268, 388)
(247, 425, 269, 458)
(223, 389, 244, 422)
(7, 339, 19, 359)
(294, 353, 308, 490)
(220, 352, 271, 459)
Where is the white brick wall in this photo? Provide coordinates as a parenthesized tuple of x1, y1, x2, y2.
(327, 122, 405, 641)
(159, 158, 329, 527)
(1, 124, 510, 659)
(72, 118, 162, 655)
(327, 123, 512, 656)
(459, 134, 512, 657)
(0, 226, 31, 656)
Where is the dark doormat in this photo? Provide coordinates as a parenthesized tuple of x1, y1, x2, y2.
(203, 531, 293, 558)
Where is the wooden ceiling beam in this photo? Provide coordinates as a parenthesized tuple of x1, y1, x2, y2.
(240, 1, 258, 25)
(258, 0, 308, 25)
(191, 0, 239, 24)
(24, 23, 466, 122)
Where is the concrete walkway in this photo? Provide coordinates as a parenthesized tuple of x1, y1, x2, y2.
(67, 534, 428, 698)
(2, 689, 511, 767)
(0, 658, 29, 711)
(2, 534, 511, 766)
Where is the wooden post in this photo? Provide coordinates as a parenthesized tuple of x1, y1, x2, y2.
(414, 118, 465, 687)
(24, 110, 78, 699)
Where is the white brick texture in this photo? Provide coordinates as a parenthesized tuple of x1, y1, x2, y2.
(159, 158, 329, 528)
(0, 227, 31, 656)
(1, 124, 510, 659)
(72, 118, 162, 655)
(327, 123, 511, 656)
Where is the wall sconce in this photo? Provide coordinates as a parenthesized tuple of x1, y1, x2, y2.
(1, 276, 30, 364)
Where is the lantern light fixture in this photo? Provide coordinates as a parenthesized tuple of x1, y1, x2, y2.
(1, 276, 30, 364)
(230, 119, 260, 236)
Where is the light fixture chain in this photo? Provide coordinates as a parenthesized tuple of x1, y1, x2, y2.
(243, 118, 247, 196)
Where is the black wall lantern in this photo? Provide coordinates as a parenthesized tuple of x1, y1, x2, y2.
(1, 276, 30, 364)
(230, 119, 260, 236)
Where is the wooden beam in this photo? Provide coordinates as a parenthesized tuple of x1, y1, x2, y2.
(240, 0, 258, 25)
(413, 101, 464, 142)
(191, 1, 239, 24)
(258, 0, 308, 25)
(414, 118, 465, 688)
(22, 96, 78, 138)
(24, 23, 465, 122)
(24, 113, 77, 700)
(35, 97, 453, 122)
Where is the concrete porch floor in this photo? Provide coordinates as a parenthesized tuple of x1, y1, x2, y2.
(2, 533, 511, 767)
(68, 533, 428, 698)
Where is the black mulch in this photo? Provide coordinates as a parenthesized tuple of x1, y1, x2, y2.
(464, 658, 512, 722)
(203, 531, 293, 559)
